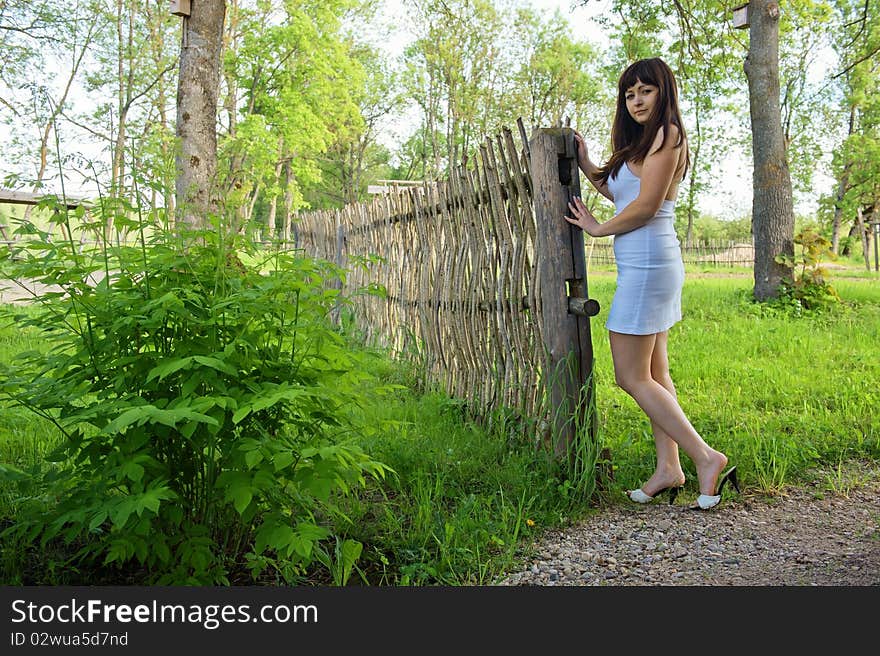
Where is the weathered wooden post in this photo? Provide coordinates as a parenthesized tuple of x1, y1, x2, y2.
(529, 127, 599, 460)
(332, 216, 346, 326)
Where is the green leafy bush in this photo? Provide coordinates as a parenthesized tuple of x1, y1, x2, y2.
(775, 228, 841, 311)
(0, 199, 390, 584)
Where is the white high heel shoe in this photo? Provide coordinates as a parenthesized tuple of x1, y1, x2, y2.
(692, 466, 740, 510)
(625, 485, 682, 505)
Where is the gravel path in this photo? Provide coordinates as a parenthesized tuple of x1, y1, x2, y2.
(497, 474, 880, 586)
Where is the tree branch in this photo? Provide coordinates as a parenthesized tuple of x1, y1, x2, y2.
(832, 42, 880, 80)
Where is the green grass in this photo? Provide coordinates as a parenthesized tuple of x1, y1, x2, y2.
(1, 271, 878, 585)
(585, 271, 880, 498)
(326, 350, 588, 585)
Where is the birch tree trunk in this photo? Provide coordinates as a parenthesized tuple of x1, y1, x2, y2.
(145, 1, 175, 217)
(744, 0, 795, 301)
(282, 160, 294, 242)
(684, 108, 701, 249)
(175, 0, 226, 228)
(856, 206, 871, 271)
(831, 106, 856, 254)
(266, 159, 283, 240)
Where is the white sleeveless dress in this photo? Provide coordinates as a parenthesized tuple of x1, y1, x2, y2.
(604, 162, 684, 335)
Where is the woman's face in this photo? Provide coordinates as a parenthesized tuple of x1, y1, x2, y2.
(624, 78, 658, 125)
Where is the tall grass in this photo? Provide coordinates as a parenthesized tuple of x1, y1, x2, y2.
(0, 306, 61, 510)
(322, 270, 880, 584)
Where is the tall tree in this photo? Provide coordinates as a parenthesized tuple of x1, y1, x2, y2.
(27, 2, 99, 217)
(403, 0, 504, 176)
(0, 1, 104, 201)
(777, 1, 836, 197)
(745, 0, 795, 300)
(219, 0, 364, 236)
(175, 0, 227, 228)
(310, 43, 401, 207)
(510, 8, 604, 130)
(139, 0, 180, 217)
(823, 0, 880, 255)
(398, 1, 605, 179)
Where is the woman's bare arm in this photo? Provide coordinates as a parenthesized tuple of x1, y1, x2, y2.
(566, 127, 683, 237)
(575, 131, 613, 201)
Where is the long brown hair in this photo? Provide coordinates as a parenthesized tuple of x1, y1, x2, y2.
(597, 57, 689, 185)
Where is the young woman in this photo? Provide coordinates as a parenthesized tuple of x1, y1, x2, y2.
(564, 57, 738, 510)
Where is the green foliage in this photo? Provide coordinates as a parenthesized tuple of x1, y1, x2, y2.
(305, 42, 403, 208)
(397, 0, 608, 180)
(1, 261, 879, 585)
(332, 387, 591, 586)
(220, 0, 366, 224)
(0, 199, 390, 584)
(774, 227, 841, 311)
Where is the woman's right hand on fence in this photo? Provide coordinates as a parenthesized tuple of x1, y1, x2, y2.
(565, 196, 602, 237)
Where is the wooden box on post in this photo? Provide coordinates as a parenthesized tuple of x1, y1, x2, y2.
(170, 0, 191, 17)
(528, 127, 598, 461)
(732, 3, 750, 29)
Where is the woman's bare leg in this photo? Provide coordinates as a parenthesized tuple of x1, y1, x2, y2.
(638, 331, 686, 495)
(610, 330, 727, 496)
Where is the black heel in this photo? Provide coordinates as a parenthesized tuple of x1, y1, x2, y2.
(668, 486, 682, 505)
(690, 466, 740, 510)
(716, 466, 739, 495)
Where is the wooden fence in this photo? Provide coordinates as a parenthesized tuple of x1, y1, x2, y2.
(295, 125, 549, 424)
(585, 239, 755, 268)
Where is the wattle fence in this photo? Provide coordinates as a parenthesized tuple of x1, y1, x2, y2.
(295, 125, 547, 421)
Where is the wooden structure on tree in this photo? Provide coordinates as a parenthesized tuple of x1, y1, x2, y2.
(295, 123, 599, 456)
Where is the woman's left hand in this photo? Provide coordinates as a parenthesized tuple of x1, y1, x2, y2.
(564, 196, 602, 237)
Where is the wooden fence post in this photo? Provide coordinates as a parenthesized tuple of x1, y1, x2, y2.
(529, 127, 599, 460)
(332, 220, 346, 326)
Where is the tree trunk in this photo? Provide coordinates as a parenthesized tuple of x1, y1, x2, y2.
(244, 183, 260, 225)
(870, 207, 879, 272)
(831, 106, 856, 254)
(856, 206, 870, 271)
(111, 0, 126, 197)
(684, 108, 701, 249)
(282, 160, 294, 242)
(146, 0, 175, 218)
(266, 159, 283, 240)
(841, 221, 858, 257)
(744, 0, 794, 301)
(222, 0, 240, 138)
(175, 0, 226, 228)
